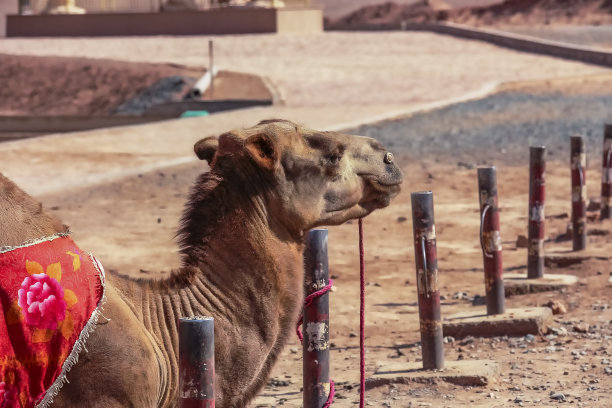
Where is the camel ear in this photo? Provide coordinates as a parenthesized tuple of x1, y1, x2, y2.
(194, 136, 219, 164)
(245, 133, 278, 171)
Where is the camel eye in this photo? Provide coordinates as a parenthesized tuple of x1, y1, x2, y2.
(327, 153, 342, 166)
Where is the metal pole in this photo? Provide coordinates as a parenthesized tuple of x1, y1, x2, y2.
(600, 124, 612, 219)
(179, 317, 215, 408)
(303, 229, 331, 408)
(208, 40, 214, 97)
(528, 146, 546, 279)
(477, 167, 505, 315)
(411, 191, 444, 370)
(571, 136, 587, 251)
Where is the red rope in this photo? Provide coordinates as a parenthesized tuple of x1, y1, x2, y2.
(358, 218, 366, 408)
(296, 279, 334, 342)
(322, 379, 335, 408)
(296, 279, 335, 406)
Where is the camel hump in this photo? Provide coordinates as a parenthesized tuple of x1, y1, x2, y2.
(194, 136, 219, 164)
(0, 172, 68, 246)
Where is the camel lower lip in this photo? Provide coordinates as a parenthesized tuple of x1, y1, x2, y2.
(363, 176, 402, 191)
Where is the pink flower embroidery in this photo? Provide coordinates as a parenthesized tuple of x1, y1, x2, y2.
(17, 273, 66, 330)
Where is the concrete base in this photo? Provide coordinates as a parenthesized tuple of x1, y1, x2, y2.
(366, 359, 499, 389)
(544, 247, 610, 268)
(504, 273, 578, 296)
(443, 307, 552, 338)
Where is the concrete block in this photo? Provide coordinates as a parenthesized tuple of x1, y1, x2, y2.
(443, 307, 552, 338)
(504, 273, 578, 296)
(367, 359, 500, 389)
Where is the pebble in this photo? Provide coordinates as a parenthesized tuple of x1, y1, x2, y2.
(550, 392, 565, 401)
(550, 327, 568, 336)
(452, 291, 470, 300)
(573, 323, 590, 333)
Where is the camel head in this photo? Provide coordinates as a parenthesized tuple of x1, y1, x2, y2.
(193, 119, 402, 237)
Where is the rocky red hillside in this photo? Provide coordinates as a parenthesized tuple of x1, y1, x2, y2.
(329, 0, 612, 29)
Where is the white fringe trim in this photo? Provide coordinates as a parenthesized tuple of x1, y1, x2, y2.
(34, 253, 107, 408)
(0, 231, 71, 254)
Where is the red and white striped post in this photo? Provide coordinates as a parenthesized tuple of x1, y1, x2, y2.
(411, 191, 444, 370)
(303, 229, 332, 408)
(528, 146, 546, 279)
(179, 316, 215, 408)
(477, 167, 505, 315)
(570, 136, 587, 251)
(600, 125, 612, 220)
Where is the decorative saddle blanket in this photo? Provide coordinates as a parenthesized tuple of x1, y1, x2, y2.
(0, 234, 105, 408)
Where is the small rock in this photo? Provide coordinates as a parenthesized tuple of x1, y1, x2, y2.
(549, 327, 568, 336)
(349, 332, 357, 338)
(459, 336, 474, 346)
(452, 291, 469, 300)
(289, 347, 298, 354)
(267, 378, 290, 387)
(443, 336, 455, 344)
(544, 300, 567, 315)
(573, 323, 590, 333)
(472, 294, 486, 306)
(516, 235, 529, 248)
(457, 161, 474, 169)
(397, 216, 408, 223)
(524, 334, 535, 342)
(549, 392, 565, 401)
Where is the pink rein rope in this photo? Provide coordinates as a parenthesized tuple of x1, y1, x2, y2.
(358, 218, 366, 408)
(297, 219, 366, 408)
(296, 279, 335, 407)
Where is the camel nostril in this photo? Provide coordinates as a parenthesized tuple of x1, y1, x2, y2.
(384, 152, 394, 164)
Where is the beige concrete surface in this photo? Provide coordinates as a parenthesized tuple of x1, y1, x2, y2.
(0, 104, 415, 196)
(443, 307, 553, 338)
(367, 359, 500, 388)
(0, 32, 608, 108)
(504, 272, 579, 296)
(1, 32, 609, 199)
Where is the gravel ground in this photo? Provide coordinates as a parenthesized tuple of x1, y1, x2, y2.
(346, 82, 612, 166)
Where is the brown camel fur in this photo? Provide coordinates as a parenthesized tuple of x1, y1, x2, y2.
(0, 119, 403, 407)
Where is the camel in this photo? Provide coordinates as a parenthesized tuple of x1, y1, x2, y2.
(0, 119, 402, 407)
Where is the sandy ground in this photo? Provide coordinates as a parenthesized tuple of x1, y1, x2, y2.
(1, 32, 611, 407)
(0, 32, 609, 109)
(39, 130, 612, 408)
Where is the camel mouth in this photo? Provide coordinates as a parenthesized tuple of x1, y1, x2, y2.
(360, 177, 401, 211)
(363, 176, 402, 194)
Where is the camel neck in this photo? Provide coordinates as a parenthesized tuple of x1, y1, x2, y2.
(124, 177, 306, 405)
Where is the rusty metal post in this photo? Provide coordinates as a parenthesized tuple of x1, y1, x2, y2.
(477, 167, 505, 315)
(179, 316, 215, 408)
(601, 125, 612, 219)
(528, 146, 546, 279)
(571, 136, 587, 251)
(411, 191, 444, 370)
(303, 229, 332, 408)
